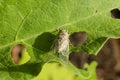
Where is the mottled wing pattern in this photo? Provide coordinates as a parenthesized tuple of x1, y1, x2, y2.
(53, 29, 69, 57)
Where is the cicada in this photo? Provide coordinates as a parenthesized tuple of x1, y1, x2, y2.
(53, 29, 69, 57)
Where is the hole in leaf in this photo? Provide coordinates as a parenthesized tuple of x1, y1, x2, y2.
(69, 32, 87, 47)
(11, 44, 25, 64)
(69, 52, 89, 69)
(116, 72, 120, 77)
(111, 8, 120, 19)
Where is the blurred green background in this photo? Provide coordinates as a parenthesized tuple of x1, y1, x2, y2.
(34, 62, 97, 80)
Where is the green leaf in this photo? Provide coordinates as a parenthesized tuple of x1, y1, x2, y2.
(0, 0, 120, 79)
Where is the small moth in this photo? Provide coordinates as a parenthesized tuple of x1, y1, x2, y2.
(54, 29, 69, 56)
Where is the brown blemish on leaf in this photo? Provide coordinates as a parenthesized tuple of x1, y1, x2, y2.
(69, 32, 88, 47)
(11, 44, 25, 64)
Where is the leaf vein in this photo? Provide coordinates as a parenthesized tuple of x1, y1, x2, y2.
(15, 9, 32, 41)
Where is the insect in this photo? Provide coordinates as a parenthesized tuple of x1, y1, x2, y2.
(54, 29, 69, 56)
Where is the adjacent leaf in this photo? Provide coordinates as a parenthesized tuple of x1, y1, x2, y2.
(0, 0, 120, 80)
(34, 62, 97, 80)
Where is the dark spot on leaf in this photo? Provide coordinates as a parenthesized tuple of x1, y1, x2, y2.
(69, 32, 87, 47)
(111, 8, 120, 19)
(11, 44, 25, 64)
